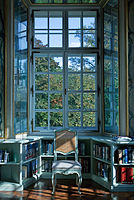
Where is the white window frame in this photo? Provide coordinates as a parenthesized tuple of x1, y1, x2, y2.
(29, 6, 100, 134)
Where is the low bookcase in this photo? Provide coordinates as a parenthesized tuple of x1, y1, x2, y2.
(0, 138, 40, 191)
(91, 136, 134, 192)
(1, 136, 134, 192)
(40, 136, 91, 179)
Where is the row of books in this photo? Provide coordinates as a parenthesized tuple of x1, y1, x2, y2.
(79, 158, 90, 173)
(97, 161, 110, 181)
(22, 159, 38, 179)
(42, 141, 54, 155)
(115, 148, 134, 164)
(116, 167, 134, 184)
(41, 159, 52, 172)
(0, 150, 10, 163)
(93, 144, 110, 161)
(22, 142, 39, 161)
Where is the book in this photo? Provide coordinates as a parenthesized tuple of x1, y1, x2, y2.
(22, 165, 28, 179)
(121, 167, 127, 184)
(127, 168, 133, 183)
(128, 147, 132, 163)
(116, 167, 121, 183)
(0, 150, 3, 163)
(118, 149, 123, 164)
(4, 151, 9, 163)
(122, 149, 128, 163)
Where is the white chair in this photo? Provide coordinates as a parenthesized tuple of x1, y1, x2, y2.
(52, 129, 82, 194)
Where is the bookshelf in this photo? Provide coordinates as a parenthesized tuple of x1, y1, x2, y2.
(78, 138, 91, 178)
(40, 137, 91, 179)
(0, 138, 40, 191)
(91, 136, 134, 192)
(1, 136, 134, 192)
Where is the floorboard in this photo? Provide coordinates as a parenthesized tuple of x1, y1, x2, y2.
(0, 179, 134, 200)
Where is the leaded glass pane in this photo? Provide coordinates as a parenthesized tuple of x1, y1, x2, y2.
(50, 112, 63, 127)
(35, 112, 48, 127)
(35, 93, 48, 109)
(83, 74, 96, 91)
(35, 74, 48, 91)
(68, 56, 81, 72)
(50, 94, 63, 109)
(68, 74, 81, 91)
(83, 93, 96, 110)
(50, 74, 63, 91)
(50, 56, 63, 72)
(68, 93, 81, 109)
(83, 112, 96, 127)
(68, 112, 81, 127)
(35, 56, 48, 72)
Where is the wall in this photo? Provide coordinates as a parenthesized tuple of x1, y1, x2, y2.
(128, 0, 134, 135)
(0, 0, 4, 137)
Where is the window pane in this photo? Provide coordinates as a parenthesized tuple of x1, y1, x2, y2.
(50, 112, 63, 127)
(35, 112, 48, 127)
(83, 74, 96, 91)
(35, 74, 48, 91)
(83, 56, 96, 72)
(35, 17, 48, 29)
(104, 34, 111, 50)
(105, 111, 113, 127)
(69, 17, 80, 29)
(83, 93, 96, 110)
(83, 112, 96, 127)
(18, 37, 27, 50)
(83, 17, 95, 29)
(49, 34, 62, 47)
(68, 56, 81, 72)
(69, 33, 81, 47)
(35, 93, 48, 109)
(50, 56, 63, 72)
(35, 56, 48, 72)
(104, 93, 113, 110)
(50, 93, 63, 109)
(50, 74, 63, 91)
(83, 33, 96, 47)
(104, 75, 112, 92)
(104, 58, 112, 72)
(49, 17, 62, 29)
(34, 34, 48, 47)
(114, 93, 119, 110)
(68, 74, 81, 90)
(68, 112, 81, 127)
(68, 93, 81, 109)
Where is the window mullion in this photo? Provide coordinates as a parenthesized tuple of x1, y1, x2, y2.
(64, 52, 68, 128)
(81, 53, 83, 128)
(48, 54, 50, 130)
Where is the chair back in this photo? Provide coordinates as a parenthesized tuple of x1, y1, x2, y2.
(54, 129, 78, 161)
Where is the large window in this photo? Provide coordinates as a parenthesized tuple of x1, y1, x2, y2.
(104, 0, 119, 133)
(14, 0, 28, 134)
(31, 9, 99, 132)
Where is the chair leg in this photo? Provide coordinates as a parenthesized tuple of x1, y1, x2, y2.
(78, 173, 82, 194)
(52, 172, 55, 194)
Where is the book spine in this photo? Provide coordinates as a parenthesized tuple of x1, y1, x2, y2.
(121, 167, 127, 184)
(118, 149, 123, 164)
(116, 167, 121, 183)
(123, 149, 128, 164)
(127, 167, 133, 183)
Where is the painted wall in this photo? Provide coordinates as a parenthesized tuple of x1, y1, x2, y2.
(128, 0, 134, 135)
(0, 0, 4, 137)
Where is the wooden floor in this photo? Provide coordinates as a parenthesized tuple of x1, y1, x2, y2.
(0, 179, 134, 200)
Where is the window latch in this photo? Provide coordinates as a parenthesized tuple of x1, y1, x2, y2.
(64, 88, 67, 95)
(31, 85, 34, 97)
